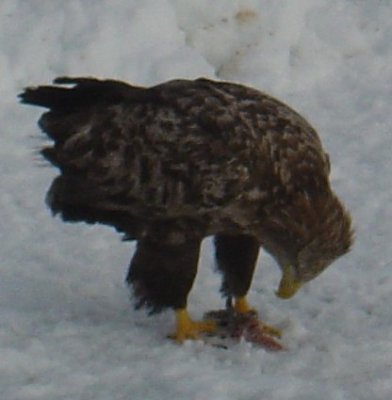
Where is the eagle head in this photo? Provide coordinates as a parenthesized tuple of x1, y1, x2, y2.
(259, 191, 354, 299)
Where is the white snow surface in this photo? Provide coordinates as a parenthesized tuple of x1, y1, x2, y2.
(1, 1, 392, 399)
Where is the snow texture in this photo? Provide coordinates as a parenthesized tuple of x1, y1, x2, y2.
(1, 1, 392, 399)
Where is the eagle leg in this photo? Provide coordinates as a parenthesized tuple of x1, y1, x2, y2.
(215, 234, 282, 338)
(215, 234, 259, 301)
(127, 236, 202, 313)
(127, 232, 217, 342)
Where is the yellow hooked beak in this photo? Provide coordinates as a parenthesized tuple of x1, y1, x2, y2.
(276, 265, 303, 299)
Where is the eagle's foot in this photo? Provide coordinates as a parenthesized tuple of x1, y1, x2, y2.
(234, 297, 282, 338)
(170, 309, 216, 343)
(234, 296, 255, 314)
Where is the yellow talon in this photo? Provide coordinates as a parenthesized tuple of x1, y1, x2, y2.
(234, 296, 254, 313)
(170, 309, 216, 343)
(234, 296, 282, 338)
(261, 324, 282, 338)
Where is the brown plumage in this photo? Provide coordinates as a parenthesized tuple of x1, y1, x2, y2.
(20, 77, 353, 341)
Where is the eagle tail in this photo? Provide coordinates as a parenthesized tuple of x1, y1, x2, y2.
(20, 77, 151, 237)
(19, 76, 146, 111)
(19, 76, 150, 167)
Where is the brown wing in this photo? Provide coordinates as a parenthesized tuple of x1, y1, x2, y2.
(20, 77, 330, 220)
(21, 78, 255, 219)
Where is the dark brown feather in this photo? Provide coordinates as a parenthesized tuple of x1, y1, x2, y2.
(20, 77, 353, 312)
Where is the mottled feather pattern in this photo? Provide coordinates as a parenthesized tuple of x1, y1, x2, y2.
(38, 79, 264, 215)
(20, 77, 353, 315)
(36, 79, 325, 212)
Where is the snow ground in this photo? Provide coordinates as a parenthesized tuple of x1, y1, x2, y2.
(1, 1, 392, 399)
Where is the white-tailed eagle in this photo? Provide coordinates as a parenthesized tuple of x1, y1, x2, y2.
(20, 77, 353, 342)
